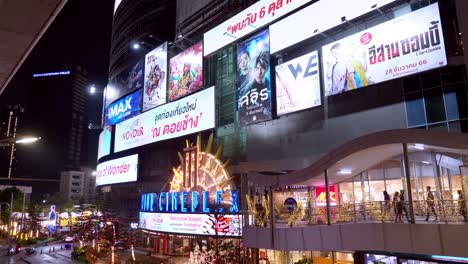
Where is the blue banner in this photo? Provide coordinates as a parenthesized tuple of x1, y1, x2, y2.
(105, 89, 142, 127)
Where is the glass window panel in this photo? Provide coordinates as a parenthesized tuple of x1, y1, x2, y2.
(441, 65, 466, 84)
(405, 92, 426, 127)
(424, 87, 446, 123)
(421, 70, 441, 89)
(428, 122, 448, 131)
(403, 76, 421, 94)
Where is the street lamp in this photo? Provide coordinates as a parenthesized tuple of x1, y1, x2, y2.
(15, 136, 41, 144)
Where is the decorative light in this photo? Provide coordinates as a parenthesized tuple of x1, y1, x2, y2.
(338, 169, 352, 175)
(413, 144, 425, 150)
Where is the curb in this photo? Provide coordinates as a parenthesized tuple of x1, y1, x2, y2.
(20, 257, 32, 264)
(55, 251, 72, 259)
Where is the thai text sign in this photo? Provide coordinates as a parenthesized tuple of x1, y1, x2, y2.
(139, 212, 242, 237)
(203, 0, 313, 56)
(96, 154, 138, 186)
(322, 3, 446, 96)
(114, 87, 215, 152)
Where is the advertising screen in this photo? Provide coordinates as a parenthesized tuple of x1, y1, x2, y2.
(275, 50, 321, 116)
(139, 212, 242, 237)
(114, 86, 215, 153)
(237, 29, 272, 126)
(106, 59, 144, 107)
(322, 3, 446, 96)
(315, 185, 337, 206)
(104, 89, 142, 127)
(96, 154, 138, 186)
(203, 0, 313, 56)
(97, 126, 112, 160)
(143, 42, 167, 111)
(269, 0, 397, 54)
(168, 42, 203, 101)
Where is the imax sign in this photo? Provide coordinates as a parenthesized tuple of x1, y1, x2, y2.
(105, 89, 142, 127)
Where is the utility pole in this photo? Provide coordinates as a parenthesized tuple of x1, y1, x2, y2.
(7, 192, 13, 254)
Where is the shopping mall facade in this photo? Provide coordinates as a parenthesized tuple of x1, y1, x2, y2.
(98, 0, 468, 263)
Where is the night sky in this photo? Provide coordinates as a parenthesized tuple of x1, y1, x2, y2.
(0, 0, 114, 199)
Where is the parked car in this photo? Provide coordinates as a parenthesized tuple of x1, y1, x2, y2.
(63, 236, 74, 242)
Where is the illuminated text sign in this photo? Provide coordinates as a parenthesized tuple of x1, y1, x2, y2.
(105, 89, 142, 127)
(96, 154, 138, 186)
(315, 185, 336, 206)
(32, 71, 70, 78)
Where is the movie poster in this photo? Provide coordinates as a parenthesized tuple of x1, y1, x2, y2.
(237, 29, 272, 126)
(168, 42, 203, 101)
(106, 59, 144, 107)
(322, 3, 446, 96)
(143, 42, 167, 111)
(275, 50, 321, 116)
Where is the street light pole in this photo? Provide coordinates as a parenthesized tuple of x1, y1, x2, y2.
(7, 192, 13, 255)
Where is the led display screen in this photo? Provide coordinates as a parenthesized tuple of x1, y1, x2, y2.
(237, 29, 272, 126)
(97, 126, 112, 160)
(106, 59, 144, 107)
(139, 212, 242, 237)
(104, 89, 142, 127)
(322, 3, 446, 96)
(275, 50, 321, 116)
(114, 86, 215, 153)
(168, 42, 203, 101)
(143, 42, 167, 111)
(96, 154, 138, 186)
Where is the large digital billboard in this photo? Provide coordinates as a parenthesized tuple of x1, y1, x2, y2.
(96, 154, 138, 186)
(275, 50, 321, 116)
(322, 3, 446, 96)
(203, 0, 313, 56)
(104, 89, 142, 127)
(237, 29, 272, 126)
(168, 42, 203, 101)
(114, 86, 215, 153)
(143, 42, 167, 111)
(269, 0, 397, 54)
(106, 59, 144, 107)
(97, 126, 112, 160)
(139, 212, 242, 237)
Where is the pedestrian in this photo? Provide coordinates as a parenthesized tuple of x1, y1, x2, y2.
(399, 190, 410, 222)
(383, 191, 391, 217)
(393, 191, 403, 223)
(425, 186, 438, 221)
(457, 190, 467, 222)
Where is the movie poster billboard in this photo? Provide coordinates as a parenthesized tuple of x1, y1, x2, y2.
(97, 126, 112, 161)
(143, 42, 167, 111)
(322, 3, 446, 97)
(275, 50, 321, 116)
(104, 89, 142, 127)
(106, 59, 144, 107)
(237, 29, 272, 126)
(168, 42, 203, 101)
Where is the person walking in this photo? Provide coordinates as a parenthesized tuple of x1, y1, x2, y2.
(425, 186, 438, 221)
(457, 190, 467, 222)
(394, 191, 403, 223)
(383, 191, 391, 217)
(400, 190, 410, 222)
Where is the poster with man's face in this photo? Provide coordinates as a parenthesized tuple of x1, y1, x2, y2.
(236, 29, 272, 126)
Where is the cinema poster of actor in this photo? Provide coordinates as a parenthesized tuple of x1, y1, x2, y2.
(144, 42, 167, 111)
(168, 42, 203, 101)
(237, 29, 272, 126)
(106, 59, 144, 107)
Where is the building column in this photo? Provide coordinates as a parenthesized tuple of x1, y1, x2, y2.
(402, 143, 416, 224)
(325, 170, 332, 225)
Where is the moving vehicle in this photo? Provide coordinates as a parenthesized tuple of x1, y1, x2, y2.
(24, 247, 37, 255)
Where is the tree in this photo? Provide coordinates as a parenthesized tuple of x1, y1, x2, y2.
(0, 187, 24, 224)
(28, 203, 41, 232)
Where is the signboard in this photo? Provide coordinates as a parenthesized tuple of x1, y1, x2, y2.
(284, 198, 298, 212)
(203, 0, 313, 56)
(315, 185, 336, 206)
(269, 0, 397, 54)
(97, 126, 112, 160)
(106, 59, 144, 107)
(322, 3, 446, 96)
(114, 86, 215, 152)
(237, 29, 272, 126)
(139, 212, 242, 237)
(104, 89, 142, 127)
(32, 70, 70, 78)
(275, 50, 321, 116)
(168, 42, 203, 101)
(96, 154, 138, 186)
(144, 42, 167, 111)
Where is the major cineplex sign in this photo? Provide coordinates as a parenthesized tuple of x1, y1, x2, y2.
(114, 86, 215, 152)
(139, 191, 241, 237)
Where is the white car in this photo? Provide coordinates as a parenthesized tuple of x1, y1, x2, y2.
(64, 236, 74, 242)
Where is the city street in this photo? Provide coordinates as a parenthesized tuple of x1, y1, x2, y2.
(0, 242, 78, 264)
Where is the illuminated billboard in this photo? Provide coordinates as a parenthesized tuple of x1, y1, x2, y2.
(139, 212, 242, 237)
(143, 42, 167, 111)
(203, 0, 313, 56)
(315, 185, 337, 206)
(168, 42, 203, 101)
(106, 59, 144, 107)
(275, 50, 321, 116)
(237, 29, 272, 126)
(114, 86, 215, 153)
(104, 89, 142, 127)
(96, 154, 138, 186)
(322, 3, 446, 96)
(269, 0, 397, 54)
(97, 126, 112, 160)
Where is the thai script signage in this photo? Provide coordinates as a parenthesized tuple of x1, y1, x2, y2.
(114, 87, 215, 152)
(203, 0, 313, 56)
(322, 3, 446, 96)
(96, 154, 138, 186)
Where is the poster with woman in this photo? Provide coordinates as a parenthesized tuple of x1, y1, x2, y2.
(236, 29, 272, 126)
(143, 42, 167, 111)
